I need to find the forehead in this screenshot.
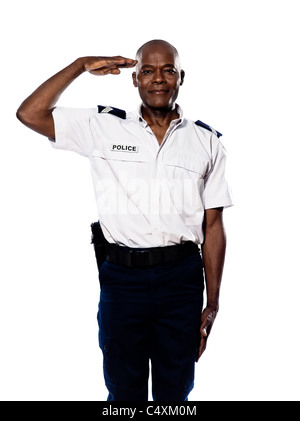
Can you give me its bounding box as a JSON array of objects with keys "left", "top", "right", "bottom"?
[{"left": 139, "top": 44, "right": 178, "bottom": 67}]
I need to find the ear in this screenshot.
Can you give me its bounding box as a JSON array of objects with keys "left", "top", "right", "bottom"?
[
  {"left": 132, "top": 72, "right": 138, "bottom": 87},
  {"left": 180, "top": 70, "right": 185, "bottom": 86}
]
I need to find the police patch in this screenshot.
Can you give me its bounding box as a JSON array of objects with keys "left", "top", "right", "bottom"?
[{"left": 111, "top": 144, "right": 139, "bottom": 153}]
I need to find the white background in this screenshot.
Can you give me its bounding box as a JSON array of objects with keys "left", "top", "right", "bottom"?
[{"left": 1, "top": 0, "right": 299, "bottom": 401}]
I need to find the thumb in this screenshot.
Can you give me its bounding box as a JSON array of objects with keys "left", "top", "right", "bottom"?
[{"left": 200, "top": 324, "right": 208, "bottom": 337}]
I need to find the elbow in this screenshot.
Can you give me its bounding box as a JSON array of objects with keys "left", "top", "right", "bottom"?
[
  {"left": 16, "top": 104, "right": 55, "bottom": 139},
  {"left": 16, "top": 103, "right": 42, "bottom": 130},
  {"left": 16, "top": 104, "right": 32, "bottom": 126},
  {"left": 16, "top": 106, "right": 24, "bottom": 123},
  {"left": 16, "top": 101, "right": 43, "bottom": 127}
]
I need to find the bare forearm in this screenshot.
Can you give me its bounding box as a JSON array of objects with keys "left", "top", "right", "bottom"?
[
  {"left": 197, "top": 209, "right": 226, "bottom": 360},
  {"left": 16, "top": 55, "right": 137, "bottom": 139},
  {"left": 16, "top": 58, "right": 85, "bottom": 137},
  {"left": 22, "top": 59, "right": 84, "bottom": 112},
  {"left": 202, "top": 212, "right": 226, "bottom": 308}
]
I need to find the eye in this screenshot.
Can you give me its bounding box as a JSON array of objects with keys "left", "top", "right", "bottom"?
[
  {"left": 142, "top": 69, "right": 152, "bottom": 75},
  {"left": 165, "top": 68, "right": 176, "bottom": 74}
]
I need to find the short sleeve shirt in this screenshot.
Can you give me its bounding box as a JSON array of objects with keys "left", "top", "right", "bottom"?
[{"left": 51, "top": 105, "right": 233, "bottom": 247}]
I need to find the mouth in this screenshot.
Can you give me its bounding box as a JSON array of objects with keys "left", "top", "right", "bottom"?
[{"left": 149, "top": 90, "right": 169, "bottom": 95}]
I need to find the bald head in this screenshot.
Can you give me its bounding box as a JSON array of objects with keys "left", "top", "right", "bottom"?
[{"left": 135, "top": 39, "right": 181, "bottom": 72}]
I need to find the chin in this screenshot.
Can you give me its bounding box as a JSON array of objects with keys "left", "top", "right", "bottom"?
[{"left": 147, "top": 100, "right": 174, "bottom": 111}]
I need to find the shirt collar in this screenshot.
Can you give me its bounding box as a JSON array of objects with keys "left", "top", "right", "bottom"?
[{"left": 136, "top": 104, "right": 184, "bottom": 128}]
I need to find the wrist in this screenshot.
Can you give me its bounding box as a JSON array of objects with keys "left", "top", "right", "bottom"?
[
  {"left": 72, "top": 57, "right": 87, "bottom": 75},
  {"left": 205, "top": 301, "right": 219, "bottom": 312}
]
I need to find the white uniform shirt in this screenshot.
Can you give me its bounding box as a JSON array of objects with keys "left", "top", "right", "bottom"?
[{"left": 51, "top": 105, "right": 233, "bottom": 247}]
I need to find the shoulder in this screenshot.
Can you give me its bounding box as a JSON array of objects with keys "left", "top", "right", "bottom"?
[
  {"left": 97, "top": 105, "right": 126, "bottom": 120},
  {"left": 194, "top": 119, "right": 222, "bottom": 138}
]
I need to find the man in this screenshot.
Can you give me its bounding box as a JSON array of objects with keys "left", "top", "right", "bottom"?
[{"left": 17, "top": 40, "right": 233, "bottom": 401}]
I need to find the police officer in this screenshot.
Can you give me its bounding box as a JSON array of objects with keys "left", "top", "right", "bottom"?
[{"left": 17, "top": 40, "right": 233, "bottom": 401}]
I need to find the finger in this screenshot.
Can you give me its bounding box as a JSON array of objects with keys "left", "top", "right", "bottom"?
[
  {"left": 104, "top": 66, "right": 121, "bottom": 75},
  {"left": 196, "top": 336, "right": 207, "bottom": 362},
  {"left": 118, "top": 59, "right": 138, "bottom": 68},
  {"left": 85, "top": 57, "right": 137, "bottom": 73},
  {"left": 201, "top": 326, "right": 208, "bottom": 337},
  {"left": 108, "top": 57, "right": 137, "bottom": 68},
  {"left": 110, "top": 68, "right": 121, "bottom": 75},
  {"left": 89, "top": 62, "right": 136, "bottom": 75},
  {"left": 88, "top": 68, "right": 111, "bottom": 76},
  {"left": 88, "top": 70, "right": 106, "bottom": 76},
  {"left": 200, "top": 314, "right": 214, "bottom": 338},
  {"left": 89, "top": 65, "right": 121, "bottom": 76},
  {"left": 200, "top": 320, "right": 210, "bottom": 338}
]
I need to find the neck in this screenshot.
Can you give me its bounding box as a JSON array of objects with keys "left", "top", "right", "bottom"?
[{"left": 141, "top": 104, "right": 179, "bottom": 128}]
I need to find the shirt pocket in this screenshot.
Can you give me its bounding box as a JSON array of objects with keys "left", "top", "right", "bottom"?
[
  {"left": 90, "top": 147, "right": 151, "bottom": 181},
  {"left": 162, "top": 149, "right": 211, "bottom": 179},
  {"left": 91, "top": 147, "right": 150, "bottom": 163}
]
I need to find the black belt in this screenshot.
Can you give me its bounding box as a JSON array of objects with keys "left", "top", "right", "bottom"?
[{"left": 105, "top": 241, "right": 199, "bottom": 268}]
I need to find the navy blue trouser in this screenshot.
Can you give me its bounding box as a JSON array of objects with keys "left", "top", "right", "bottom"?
[{"left": 97, "top": 252, "right": 204, "bottom": 401}]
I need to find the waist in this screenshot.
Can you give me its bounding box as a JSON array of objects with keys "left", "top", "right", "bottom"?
[{"left": 105, "top": 241, "right": 200, "bottom": 268}]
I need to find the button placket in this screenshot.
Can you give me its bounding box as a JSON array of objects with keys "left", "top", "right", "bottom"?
[{"left": 138, "top": 117, "right": 184, "bottom": 245}]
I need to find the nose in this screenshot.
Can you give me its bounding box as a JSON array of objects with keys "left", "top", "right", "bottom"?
[{"left": 153, "top": 69, "right": 166, "bottom": 84}]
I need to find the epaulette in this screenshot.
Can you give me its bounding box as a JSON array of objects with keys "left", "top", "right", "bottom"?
[
  {"left": 195, "top": 120, "right": 222, "bottom": 138},
  {"left": 97, "top": 105, "right": 126, "bottom": 119}
]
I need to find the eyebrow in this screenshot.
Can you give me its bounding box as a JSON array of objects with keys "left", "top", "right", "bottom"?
[{"left": 141, "top": 64, "right": 176, "bottom": 68}]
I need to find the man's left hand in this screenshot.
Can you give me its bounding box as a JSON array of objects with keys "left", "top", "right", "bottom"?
[{"left": 196, "top": 306, "right": 218, "bottom": 362}]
